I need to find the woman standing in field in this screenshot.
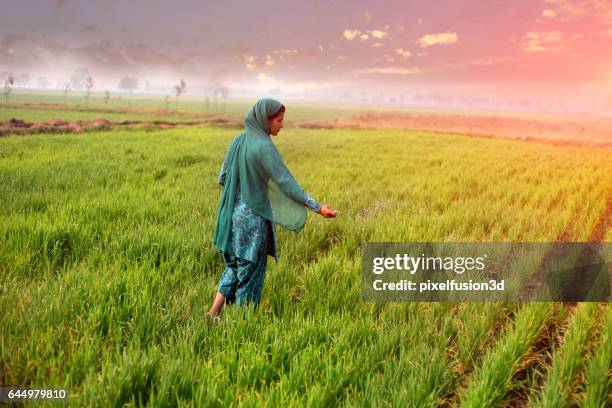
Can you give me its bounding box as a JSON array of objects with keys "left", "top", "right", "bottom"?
[{"left": 207, "top": 98, "right": 337, "bottom": 320}]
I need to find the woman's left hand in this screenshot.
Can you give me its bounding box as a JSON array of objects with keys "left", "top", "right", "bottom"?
[{"left": 319, "top": 204, "right": 337, "bottom": 218}]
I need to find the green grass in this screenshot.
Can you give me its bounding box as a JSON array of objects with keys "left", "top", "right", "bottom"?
[
  {"left": 0, "top": 123, "right": 610, "bottom": 405},
  {"left": 1, "top": 90, "right": 370, "bottom": 122}
]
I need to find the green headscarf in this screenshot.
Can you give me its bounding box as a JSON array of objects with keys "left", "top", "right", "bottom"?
[{"left": 213, "top": 98, "right": 309, "bottom": 257}]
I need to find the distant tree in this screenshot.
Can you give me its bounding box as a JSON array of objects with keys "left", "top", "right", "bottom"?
[
  {"left": 70, "top": 67, "right": 90, "bottom": 91},
  {"left": 104, "top": 90, "right": 110, "bottom": 109},
  {"left": 84, "top": 76, "right": 95, "bottom": 106},
  {"left": 118, "top": 77, "right": 139, "bottom": 93},
  {"left": 208, "top": 69, "right": 228, "bottom": 112},
  {"left": 218, "top": 85, "right": 229, "bottom": 112},
  {"left": 209, "top": 84, "right": 216, "bottom": 112},
  {"left": 37, "top": 76, "right": 49, "bottom": 89},
  {"left": 208, "top": 82, "right": 230, "bottom": 113},
  {"left": 14, "top": 73, "right": 31, "bottom": 88},
  {"left": 63, "top": 82, "right": 71, "bottom": 105},
  {"left": 3, "top": 75, "right": 14, "bottom": 103},
  {"left": 174, "top": 79, "right": 186, "bottom": 110}
]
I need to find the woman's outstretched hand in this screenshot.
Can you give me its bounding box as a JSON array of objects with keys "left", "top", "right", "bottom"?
[{"left": 318, "top": 204, "right": 337, "bottom": 218}]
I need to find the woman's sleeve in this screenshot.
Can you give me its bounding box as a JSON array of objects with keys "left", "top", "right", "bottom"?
[
  {"left": 304, "top": 192, "right": 321, "bottom": 213},
  {"left": 217, "top": 152, "right": 228, "bottom": 186},
  {"left": 259, "top": 143, "right": 320, "bottom": 212}
]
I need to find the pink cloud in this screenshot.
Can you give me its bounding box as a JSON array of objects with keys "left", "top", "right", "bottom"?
[
  {"left": 417, "top": 32, "right": 458, "bottom": 48},
  {"left": 522, "top": 31, "right": 564, "bottom": 52},
  {"left": 545, "top": 0, "right": 612, "bottom": 24}
]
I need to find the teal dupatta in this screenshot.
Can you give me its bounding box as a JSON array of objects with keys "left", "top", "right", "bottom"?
[{"left": 213, "top": 98, "right": 311, "bottom": 261}]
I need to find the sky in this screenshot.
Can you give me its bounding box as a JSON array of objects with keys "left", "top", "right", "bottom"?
[{"left": 1, "top": 0, "right": 612, "bottom": 111}]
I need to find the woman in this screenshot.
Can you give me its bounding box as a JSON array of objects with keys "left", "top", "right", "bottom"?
[{"left": 207, "top": 98, "right": 337, "bottom": 320}]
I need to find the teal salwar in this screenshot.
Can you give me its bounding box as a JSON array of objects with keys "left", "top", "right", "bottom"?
[
  {"left": 218, "top": 251, "right": 267, "bottom": 307},
  {"left": 216, "top": 183, "right": 273, "bottom": 307}
]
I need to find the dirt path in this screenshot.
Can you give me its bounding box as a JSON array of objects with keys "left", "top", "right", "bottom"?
[
  {"left": 1, "top": 102, "right": 206, "bottom": 117},
  {"left": 0, "top": 117, "right": 243, "bottom": 137}
]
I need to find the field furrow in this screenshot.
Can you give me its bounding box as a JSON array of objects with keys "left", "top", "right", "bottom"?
[{"left": 529, "top": 302, "right": 600, "bottom": 407}]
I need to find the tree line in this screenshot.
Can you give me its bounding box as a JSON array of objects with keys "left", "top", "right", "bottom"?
[{"left": 1, "top": 68, "right": 230, "bottom": 113}]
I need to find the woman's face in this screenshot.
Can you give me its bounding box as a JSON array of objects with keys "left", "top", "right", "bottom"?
[{"left": 268, "top": 111, "right": 284, "bottom": 136}]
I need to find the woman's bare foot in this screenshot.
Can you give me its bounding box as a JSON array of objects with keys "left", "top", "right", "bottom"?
[{"left": 207, "top": 292, "right": 226, "bottom": 318}]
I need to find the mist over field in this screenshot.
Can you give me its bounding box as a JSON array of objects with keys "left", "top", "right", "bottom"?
[{"left": 2, "top": 0, "right": 612, "bottom": 115}]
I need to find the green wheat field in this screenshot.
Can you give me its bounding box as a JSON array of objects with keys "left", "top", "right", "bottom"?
[{"left": 1, "top": 92, "right": 611, "bottom": 406}]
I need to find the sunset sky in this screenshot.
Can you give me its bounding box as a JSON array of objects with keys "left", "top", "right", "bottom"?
[{"left": 1, "top": 0, "right": 612, "bottom": 109}]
